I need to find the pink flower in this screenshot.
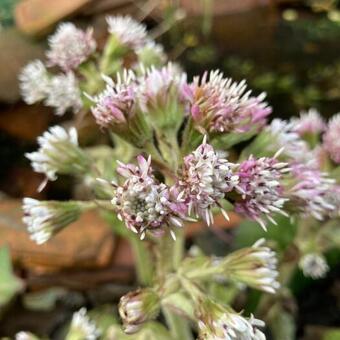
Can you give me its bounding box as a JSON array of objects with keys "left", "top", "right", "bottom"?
[
  {"left": 178, "top": 137, "right": 239, "bottom": 225},
  {"left": 235, "top": 153, "right": 289, "bottom": 230},
  {"left": 112, "top": 155, "right": 185, "bottom": 239},
  {"left": 292, "top": 108, "right": 326, "bottom": 136},
  {"left": 46, "top": 23, "right": 96, "bottom": 72},
  {"left": 323, "top": 113, "right": 340, "bottom": 164},
  {"left": 89, "top": 71, "right": 137, "bottom": 128},
  {"left": 182, "top": 70, "right": 271, "bottom": 134},
  {"left": 289, "top": 163, "right": 335, "bottom": 220}
]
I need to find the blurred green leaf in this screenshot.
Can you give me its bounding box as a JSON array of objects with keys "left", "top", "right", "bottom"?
[
  {"left": 23, "top": 288, "right": 67, "bottom": 311},
  {"left": 0, "top": 246, "right": 23, "bottom": 308}
]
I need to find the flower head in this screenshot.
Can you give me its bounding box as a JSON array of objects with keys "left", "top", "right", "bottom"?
[
  {"left": 292, "top": 108, "right": 326, "bottom": 136},
  {"left": 135, "top": 40, "right": 166, "bottom": 68},
  {"left": 22, "top": 198, "right": 83, "bottom": 244},
  {"left": 299, "top": 253, "right": 329, "bottom": 279},
  {"left": 68, "top": 308, "right": 101, "bottom": 340},
  {"left": 182, "top": 70, "right": 271, "bottom": 134},
  {"left": 47, "top": 22, "right": 96, "bottom": 71},
  {"left": 138, "top": 63, "right": 186, "bottom": 113},
  {"left": 198, "top": 299, "right": 266, "bottom": 340},
  {"left": 112, "top": 155, "right": 185, "bottom": 239},
  {"left": 218, "top": 239, "right": 280, "bottom": 293},
  {"left": 106, "top": 15, "right": 147, "bottom": 49},
  {"left": 90, "top": 70, "right": 137, "bottom": 127},
  {"left": 235, "top": 153, "right": 289, "bottom": 230},
  {"left": 288, "top": 163, "right": 335, "bottom": 220},
  {"left": 26, "top": 126, "right": 90, "bottom": 187},
  {"left": 45, "top": 72, "right": 82, "bottom": 115},
  {"left": 119, "top": 288, "right": 160, "bottom": 334},
  {"left": 323, "top": 113, "right": 340, "bottom": 164},
  {"left": 178, "top": 137, "right": 239, "bottom": 225},
  {"left": 266, "top": 119, "right": 310, "bottom": 161},
  {"left": 19, "top": 60, "right": 50, "bottom": 104}
]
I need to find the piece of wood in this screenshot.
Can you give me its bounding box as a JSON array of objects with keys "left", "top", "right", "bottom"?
[
  {"left": 15, "top": 0, "right": 92, "bottom": 36},
  {"left": 0, "top": 200, "right": 115, "bottom": 273}
]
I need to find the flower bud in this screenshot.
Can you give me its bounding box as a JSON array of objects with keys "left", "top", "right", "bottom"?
[
  {"left": 119, "top": 288, "right": 160, "bottom": 334},
  {"left": 22, "top": 198, "right": 88, "bottom": 244},
  {"left": 217, "top": 238, "right": 280, "bottom": 294},
  {"left": 26, "top": 126, "right": 91, "bottom": 189}
]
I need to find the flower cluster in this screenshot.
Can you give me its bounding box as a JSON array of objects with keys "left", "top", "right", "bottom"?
[
  {"left": 235, "top": 153, "right": 289, "bottom": 230},
  {"left": 112, "top": 155, "right": 185, "bottom": 239},
  {"left": 46, "top": 22, "right": 96, "bottom": 71},
  {"left": 181, "top": 70, "right": 271, "bottom": 134},
  {"left": 177, "top": 137, "right": 239, "bottom": 225}
]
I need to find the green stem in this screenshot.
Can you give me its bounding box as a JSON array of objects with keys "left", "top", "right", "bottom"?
[
  {"left": 163, "top": 306, "right": 194, "bottom": 340},
  {"left": 130, "top": 236, "right": 154, "bottom": 286}
]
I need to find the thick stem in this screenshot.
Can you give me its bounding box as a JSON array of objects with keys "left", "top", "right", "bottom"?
[
  {"left": 163, "top": 306, "right": 194, "bottom": 340},
  {"left": 130, "top": 236, "right": 154, "bottom": 286}
]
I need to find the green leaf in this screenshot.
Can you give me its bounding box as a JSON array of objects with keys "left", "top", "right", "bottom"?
[{"left": 0, "top": 246, "right": 23, "bottom": 308}]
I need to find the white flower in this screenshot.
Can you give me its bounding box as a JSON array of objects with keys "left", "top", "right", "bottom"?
[
  {"left": 26, "top": 126, "right": 89, "bottom": 187},
  {"left": 106, "top": 15, "right": 147, "bottom": 49},
  {"left": 299, "top": 253, "right": 329, "bottom": 279},
  {"left": 69, "top": 308, "right": 101, "bottom": 340},
  {"left": 219, "top": 239, "right": 280, "bottom": 294},
  {"left": 47, "top": 22, "right": 96, "bottom": 71},
  {"left": 22, "top": 198, "right": 83, "bottom": 244},
  {"left": 19, "top": 60, "right": 50, "bottom": 104},
  {"left": 45, "top": 72, "right": 82, "bottom": 115}
]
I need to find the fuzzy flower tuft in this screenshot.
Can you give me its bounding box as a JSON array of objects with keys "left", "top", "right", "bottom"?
[
  {"left": 292, "top": 108, "right": 326, "bottom": 136},
  {"left": 68, "top": 308, "right": 101, "bottom": 340},
  {"left": 46, "top": 22, "right": 96, "bottom": 72},
  {"left": 288, "top": 163, "right": 335, "bottom": 220},
  {"left": 198, "top": 299, "right": 266, "bottom": 340},
  {"left": 178, "top": 137, "right": 239, "bottom": 225},
  {"left": 19, "top": 60, "right": 50, "bottom": 104},
  {"left": 106, "top": 15, "right": 147, "bottom": 49},
  {"left": 90, "top": 70, "right": 137, "bottom": 128},
  {"left": 235, "top": 153, "right": 289, "bottom": 230},
  {"left": 217, "top": 238, "right": 280, "bottom": 294},
  {"left": 266, "top": 119, "right": 310, "bottom": 161},
  {"left": 323, "top": 113, "right": 340, "bottom": 164},
  {"left": 45, "top": 72, "right": 82, "bottom": 115},
  {"left": 26, "top": 126, "right": 90, "bottom": 189},
  {"left": 182, "top": 70, "right": 271, "bottom": 134},
  {"left": 112, "top": 155, "right": 186, "bottom": 239},
  {"left": 119, "top": 288, "right": 160, "bottom": 334},
  {"left": 22, "top": 198, "right": 84, "bottom": 244},
  {"left": 299, "top": 253, "right": 329, "bottom": 279},
  {"left": 138, "top": 63, "right": 186, "bottom": 113}
]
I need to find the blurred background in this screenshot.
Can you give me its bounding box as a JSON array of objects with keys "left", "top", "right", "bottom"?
[{"left": 0, "top": 0, "right": 339, "bottom": 339}]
